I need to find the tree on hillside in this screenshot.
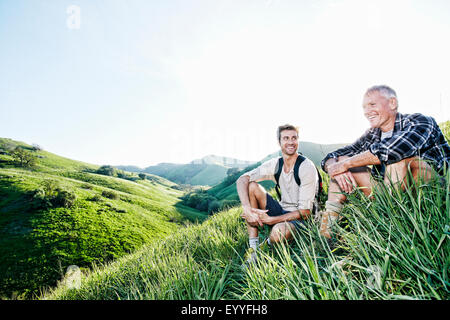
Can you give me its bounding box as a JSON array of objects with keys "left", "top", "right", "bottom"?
[
  {"left": 11, "top": 146, "right": 37, "bottom": 168},
  {"left": 97, "top": 165, "right": 116, "bottom": 176},
  {"left": 31, "top": 143, "right": 43, "bottom": 152},
  {"left": 138, "top": 173, "right": 146, "bottom": 180},
  {"left": 226, "top": 167, "right": 239, "bottom": 176}
]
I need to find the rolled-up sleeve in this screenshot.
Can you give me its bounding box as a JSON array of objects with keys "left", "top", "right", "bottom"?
[
  {"left": 241, "top": 158, "right": 277, "bottom": 183},
  {"left": 297, "top": 160, "right": 318, "bottom": 211}
]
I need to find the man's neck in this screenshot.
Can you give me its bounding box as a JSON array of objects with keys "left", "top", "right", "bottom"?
[
  {"left": 282, "top": 152, "right": 298, "bottom": 172},
  {"left": 379, "top": 112, "right": 397, "bottom": 132}
]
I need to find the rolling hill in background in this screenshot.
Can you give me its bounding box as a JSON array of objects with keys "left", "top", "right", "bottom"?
[
  {"left": 116, "top": 142, "right": 346, "bottom": 187},
  {"left": 116, "top": 155, "right": 255, "bottom": 187},
  {"left": 0, "top": 137, "right": 206, "bottom": 299}
]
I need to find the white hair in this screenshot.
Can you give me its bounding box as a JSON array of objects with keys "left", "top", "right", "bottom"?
[
  {"left": 365, "top": 85, "right": 398, "bottom": 109},
  {"left": 365, "top": 85, "right": 397, "bottom": 100}
]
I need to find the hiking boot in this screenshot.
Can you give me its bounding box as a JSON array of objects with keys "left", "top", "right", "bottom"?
[{"left": 319, "top": 211, "right": 340, "bottom": 239}]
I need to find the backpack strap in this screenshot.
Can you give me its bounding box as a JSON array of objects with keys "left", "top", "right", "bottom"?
[
  {"left": 293, "top": 154, "right": 323, "bottom": 216},
  {"left": 293, "top": 154, "right": 306, "bottom": 186},
  {"left": 294, "top": 154, "right": 322, "bottom": 195},
  {"left": 274, "top": 157, "right": 284, "bottom": 200}
]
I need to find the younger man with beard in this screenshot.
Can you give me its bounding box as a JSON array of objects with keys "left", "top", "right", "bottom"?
[{"left": 236, "top": 124, "right": 319, "bottom": 264}]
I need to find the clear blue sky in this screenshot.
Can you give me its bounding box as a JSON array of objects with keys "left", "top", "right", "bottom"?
[{"left": 1, "top": 0, "right": 449, "bottom": 167}]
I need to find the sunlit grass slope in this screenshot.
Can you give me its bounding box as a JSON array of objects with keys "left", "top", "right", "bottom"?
[
  {"left": 45, "top": 121, "right": 449, "bottom": 300},
  {"left": 0, "top": 138, "right": 206, "bottom": 298},
  {"left": 46, "top": 168, "right": 449, "bottom": 300}
]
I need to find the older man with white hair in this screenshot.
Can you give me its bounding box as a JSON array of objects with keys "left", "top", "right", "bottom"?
[{"left": 319, "top": 85, "right": 450, "bottom": 239}]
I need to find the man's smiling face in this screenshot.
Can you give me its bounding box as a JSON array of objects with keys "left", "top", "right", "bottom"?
[
  {"left": 279, "top": 129, "right": 298, "bottom": 156},
  {"left": 363, "top": 90, "right": 397, "bottom": 132}
]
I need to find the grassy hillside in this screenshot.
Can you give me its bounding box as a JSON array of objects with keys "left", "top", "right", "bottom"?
[
  {"left": 44, "top": 121, "right": 449, "bottom": 300},
  {"left": 0, "top": 138, "right": 206, "bottom": 299},
  {"left": 45, "top": 167, "right": 449, "bottom": 300},
  {"left": 118, "top": 155, "right": 255, "bottom": 187},
  {"left": 189, "top": 164, "right": 228, "bottom": 186},
  {"left": 142, "top": 163, "right": 219, "bottom": 186}
]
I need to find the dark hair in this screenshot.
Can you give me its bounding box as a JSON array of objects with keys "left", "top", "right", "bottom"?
[{"left": 277, "top": 124, "right": 299, "bottom": 142}]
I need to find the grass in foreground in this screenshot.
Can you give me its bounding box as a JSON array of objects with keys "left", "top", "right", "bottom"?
[{"left": 45, "top": 169, "right": 449, "bottom": 300}]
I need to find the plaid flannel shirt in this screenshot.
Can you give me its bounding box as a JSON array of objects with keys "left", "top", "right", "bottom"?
[{"left": 321, "top": 112, "right": 450, "bottom": 175}]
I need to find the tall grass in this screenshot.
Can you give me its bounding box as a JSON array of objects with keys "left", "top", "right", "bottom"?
[
  {"left": 241, "top": 169, "right": 449, "bottom": 300},
  {"left": 44, "top": 208, "right": 248, "bottom": 300},
  {"left": 45, "top": 168, "right": 448, "bottom": 300}
]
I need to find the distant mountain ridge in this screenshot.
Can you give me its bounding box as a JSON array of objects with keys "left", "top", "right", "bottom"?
[
  {"left": 115, "top": 155, "right": 257, "bottom": 187},
  {"left": 190, "top": 154, "right": 254, "bottom": 168},
  {"left": 116, "top": 141, "right": 347, "bottom": 187}
]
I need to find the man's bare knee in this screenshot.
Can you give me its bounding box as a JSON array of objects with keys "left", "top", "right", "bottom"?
[
  {"left": 270, "top": 223, "right": 292, "bottom": 243},
  {"left": 349, "top": 166, "right": 372, "bottom": 196},
  {"left": 270, "top": 224, "right": 283, "bottom": 243},
  {"left": 385, "top": 159, "right": 408, "bottom": 185},
  {"left": 248, "top": 181, "right": 259, "bottom": 193},
  {"left": 387, "top": 157, "right": 434, "bottom": 185}
]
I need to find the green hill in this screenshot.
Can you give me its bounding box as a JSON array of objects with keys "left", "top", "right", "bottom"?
[
  {"left": 0, "top": 138, "right": 207, "bottom": 299},
  {"left": 117, "top": 142, "right": 346, "bottom": 188},
  {"left": 117, "top": 155, "right": 255, "bottom": 187},
  {"left": 189, "top": 154, "right": 254, "bottom": 168},
  {"left": 45, "top": 166, "right": 449, "bottom": 300},
  {"left": 3, "top": 120, "right": 449, "bottom": 300},
  {"left": 43, "top": 122, "right": 450, "bottom": 300}
]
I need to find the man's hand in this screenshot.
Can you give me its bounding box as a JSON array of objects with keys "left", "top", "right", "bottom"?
[
  {"left": 327, "top": 160, "right": 349, "bottom": 177},
  {"left": 326, "top": 158, "right": 357, "bottom": 193},
  {"left": 241, "top": 206, "right": 266, "bottom": 227},
  {"left": 257, "top": 210, "right": 275, "bottom": 226},
  {"left": 333, "top": 171, "right": 357, "bottom": 194}
]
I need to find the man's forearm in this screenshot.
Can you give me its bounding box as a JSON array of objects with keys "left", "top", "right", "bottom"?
[
  {"left": 324, "top": 157, "right": 338, "bottom": 173},
  {"left": 268, "top": 209, "right": 310, "bottom": 225},
  {"left": 345, "top": 151, "right": 380, "bottom": 169},
  {"left": 328, "top": 151, "right": 380, "bottom": 176}
]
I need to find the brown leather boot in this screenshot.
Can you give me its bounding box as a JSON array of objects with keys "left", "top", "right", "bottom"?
[{"left": 319, "top": 211, "right": 340, "bottom": 239}]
